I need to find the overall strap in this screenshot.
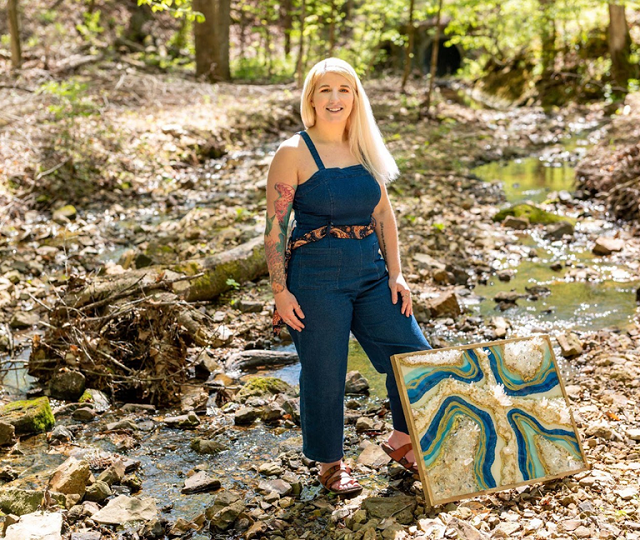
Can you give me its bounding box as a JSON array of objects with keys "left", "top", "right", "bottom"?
[{"left": 298, "top": 131, "right": 325, "bottom": 170}]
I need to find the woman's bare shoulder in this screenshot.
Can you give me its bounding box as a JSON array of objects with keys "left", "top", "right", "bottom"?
[{"left": 271, "top": 133, "right": 305, "bottom": 167}]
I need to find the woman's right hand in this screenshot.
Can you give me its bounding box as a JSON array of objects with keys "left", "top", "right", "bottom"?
[{"left": 274, "top": 289, "right": 305, "bottom": 332}]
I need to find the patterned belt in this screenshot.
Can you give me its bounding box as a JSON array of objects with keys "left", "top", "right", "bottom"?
[{"left": 272, "top": 217, "right": 377, "bottom": 336}]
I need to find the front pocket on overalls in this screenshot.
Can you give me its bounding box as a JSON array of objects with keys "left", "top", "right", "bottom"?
[{"left": 296, "top": 247, "right": 342, "bottom": 290}]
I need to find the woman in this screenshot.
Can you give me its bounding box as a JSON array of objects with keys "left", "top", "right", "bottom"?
[{"left": 264, "top": 58, "right": 432, "bottom": 496}]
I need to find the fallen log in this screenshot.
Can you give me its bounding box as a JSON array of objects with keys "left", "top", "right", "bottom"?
[{"left": 225, "top": 350, "right": 299, "bottom": 371}]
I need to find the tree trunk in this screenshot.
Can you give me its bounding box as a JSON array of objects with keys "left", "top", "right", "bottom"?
[
  {"left": 295, "top": 0, "right": 307, "bottom": 88},
  {"left": 400, "top": 0, "right": 415, "bottom": 92},
  {"left": 281, "top": 0, "right": 293, "bottom": 57},
  {"left": 328, "top": 0, "right": 336, "bottom": 56},
  {"left": 125, "top": 0, "right": 152, "bottom": 44},
  {"left": 193, "top": 0, "right": 231, "bottom": 81},
  {"left": 422, "top": 0, "right": 444, "bottom": 116},
  {"left": 539, "top": 0, "right": 556, "bottom": 79},
  {"left": 8, "top": 0, "right": 22, "bottom": 70},
  {"left": 608, "top": 2, "right": 632, "bottom": 96}
]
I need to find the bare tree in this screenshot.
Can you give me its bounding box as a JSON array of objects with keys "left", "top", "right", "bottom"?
[
  {"left": 608, "top": 1, "right": 632, "bottom": 96},
  {"left": 281, "top": 0, "right": 294, "bottom": 58},
  {"left": 295, "top": 0, "right": 307, "bottom": 88},
  {"left": 8, "top": 0, "right": 22, "bottom": 70},
  {"left": 422, "top": 0, "right": 444, "bottom": 116}
]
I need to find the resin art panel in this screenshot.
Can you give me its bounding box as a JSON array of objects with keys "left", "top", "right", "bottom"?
[{"left": 391, "top": 335, "right": 588, "bottom": 505}]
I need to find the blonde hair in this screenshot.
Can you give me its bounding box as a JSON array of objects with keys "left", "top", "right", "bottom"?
[{"left": 300, "top": 58, "right": 399, "bottom": 185}]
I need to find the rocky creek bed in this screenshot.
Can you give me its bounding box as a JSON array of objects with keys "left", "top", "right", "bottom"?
[{"left": 1, "top": 73, "right": 640, "bottom": 539}]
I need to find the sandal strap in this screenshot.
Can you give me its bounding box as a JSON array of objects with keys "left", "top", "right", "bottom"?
[
  {"left": 319, "top": 465, "right": 358, "bottom": 490},
  {"left": 383, "top": 442, "right": 413, "bottom": 462}
]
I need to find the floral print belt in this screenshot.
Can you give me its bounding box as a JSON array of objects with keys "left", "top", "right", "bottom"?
[{"left": 272, "top": 217, "right": 377, "bottom": 336}]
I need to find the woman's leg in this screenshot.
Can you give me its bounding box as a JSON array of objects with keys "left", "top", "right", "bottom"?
[{"left": 350, "top": 276, "right": 432, "bottom": 465}]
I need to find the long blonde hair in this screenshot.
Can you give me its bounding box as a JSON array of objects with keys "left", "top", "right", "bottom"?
[{"left": 300, "top": 58, "right": 399, "bottom": 185}]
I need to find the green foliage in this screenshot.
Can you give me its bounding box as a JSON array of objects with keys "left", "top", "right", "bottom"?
[
  {"left": 37, "top": 80, "right": 98, "bottom": 120},
  {"left": 76, "top": 10, "right": 104, "bottom": 41},
  {"left": 226, "top": 278, "right": 241, "bottom": 290},
  {"left": 137, "top": 0, "right": 204, "bottom": 22}
]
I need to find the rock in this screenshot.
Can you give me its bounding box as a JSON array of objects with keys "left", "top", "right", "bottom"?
[
  {"left": 585, "top": 421, "right": 614, "bottom": 440},
  {"left": 545, "top": 221, "right": 574, "bottom": 239},
  {"left": 593, "top": 236, "right": 624, "bottom": 255},
  {"left": 9, "top": 311, "right": 39, "bottom": 329},
  {"left": 615, "top": 487, "right": 638, "bottom": 500},
  {"left": 5, "top": 511, "right": 63, "bottom": 540},
  {"left": 92, "top": 495, "right": 158, "bottom": 524},
  {"left": 245, "top": 521, "right": 268, "bottom": 539},
  {"left": 49, "top": 370, "right": 86, "bottom": 401},
  {"left": 492, "top": 521, "right": 522, "bottom": 538},
  {"left": 446, "top": 517, "right": 489, "bottom": 539},
  {"left": 427, "top": 292, "right": 461, "bottom": 318},
  {"left": 84, "top": 481, "right": 112, "bottom": 503},
  {"left": 180, "top": 385, "right": 209, "bottom": 413},
  {"left": 182, "top": 471, "right": 221, "bottom": 494},
  {"left": 258, "top": 461, "right": 283, "bottom": 476},
  {"left": 550, "top": 261, "right": 564, "bottom": 271},
  {"left": 0, "top": 421, "right": 16, "bottom": 446},
  {"left": 72, "top": 407, "right": 96, "bottom": 422},
  {"left": 208, "top": 499, "right": 246, "bottom": 532},
  {"left": 362, "top": 496, "right": 416, "bottom": 525},
  {"left": 0, "top": 466, "right": 19, "bottom": 482},
  {"left": 494, "top": 203, "right": 567, "bottom": 225},
  {"left": 190, "top": 438, "right": 229, "bottom": 455},
  {"left": 503, "top": 215, "right": 530, "bottom": 230},
  {"left": 50, "top": 425, "right": 74, "bottom": 442},
  {"left": 0, "top": 397, "right": 55, "bottom": 435},
  {"left": 235, "top": 377, "right": 293, "bottom": 402},
  {"left": 628, "top": 428, "right": 640, "bottom": 441},
  {"left": 48, "top": 457, "right": 91, "bottom": 497},
  {"left": 345, "top": 371, "right": 370, "bottom": 394},
  {"left": 496, "top": 269, "right": 514, "bottom": 282},
  {"left": 53, "top": 204, "right": 77, "bottom": 223},
  {"left": 357, "top": 442, "right": 391, "bottom": 469},
  {"left": 163, "top": 411, "right": 200, "bottom": 428},
  {"left": 70, "top": 532, "right": 101, "bottom": 540},
  {"left": 0, "top": 488, "right": 44, "bottom": 516},
  {"left": 257, "top": 479, "right": 292, "bottom": 496},
  {"left": 97, "top": 461, "right": 126, "bottom": 486},
  {"left": 234, "top": 299, "right": 263, "bottom": 313},
  {"left": 556, "top": 331, "right": 583, "bottom": 357},
  {"left": 106, "top": 418, "right": 138, "bottom": 431},
  {"left": 260, "top": 401, "right": 286, "bottom": 423},
  {"left": 79, "top": 389, "right": 110, "bottom": 412},
  {"left": 493, "top": 291, "right": 522, "bottom": 303},
  {"left": 234, "top": 406, "right": 259, "bottom": 425},
  {"left": 355, "top": 416, "right": 376, "bottom": 433}
]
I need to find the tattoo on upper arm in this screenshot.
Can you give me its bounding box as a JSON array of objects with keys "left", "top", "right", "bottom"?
[{"left": 265, "top": 182, "right": 296, "bottom": 293}]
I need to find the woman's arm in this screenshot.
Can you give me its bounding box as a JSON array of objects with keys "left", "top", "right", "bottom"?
[
  {"left": 264, "top": 144, "right": 305, "bottom": 330},
  {"left": 373, "top": 183, "right": 413, "bottom": 317}
]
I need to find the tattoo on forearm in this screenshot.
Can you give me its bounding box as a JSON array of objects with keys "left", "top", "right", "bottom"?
[
  {"left": 265, "top": 182, "right": 296, "bottom": 293},
  {"left": 380, "top": 221, "right": 389, "bottom": 261}
]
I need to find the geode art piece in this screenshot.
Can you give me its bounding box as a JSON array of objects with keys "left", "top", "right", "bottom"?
[{"left": 391, "top": 335, "right": 588, "bottom": 505}]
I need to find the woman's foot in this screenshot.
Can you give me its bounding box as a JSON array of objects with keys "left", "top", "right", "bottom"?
[
  {"left": 382, "top": 430, "right": 418, "bottom": 473},
  {"left": 318, "top": 460, "right": 363, "bottom": 495}
]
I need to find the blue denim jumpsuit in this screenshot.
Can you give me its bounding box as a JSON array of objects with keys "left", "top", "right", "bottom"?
[{"left": 286, "top": 131, "right": 432, "bottom": 463}]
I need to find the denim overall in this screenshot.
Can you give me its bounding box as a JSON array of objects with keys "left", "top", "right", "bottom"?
[{"left": 287, "top": 131, "right": 432, "bottom": 463}]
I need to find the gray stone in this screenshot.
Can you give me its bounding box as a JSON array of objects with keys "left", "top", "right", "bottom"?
[
  {"left": 97, "top": 460, "right": 126, "bottom": 486},
  {"left": 593, "top": 236, "right": 624, "bottom": 255},
  {"left": 362, "top": 496, "right": 417, "bottom": 525},
  {"left": 260, "top": 401, "right": 286, "bottom": 423},
  {"left": 92, "top": 495, "right": 158, "bottom": 524},
  {"left": 182, "top": 471, "right": 222, "bottom": 494},
  {"left": 235, "top": 300, "right": 263, "bottom": 313},
  {"left": 50, "top": 425, "right": 74, "bottom": 442},
  {"left": 257, "top": 479, "right": 292, "bottom": 496},
  {"left": 163, "top": 411, "right": 200, "bottom": 428},
  {"left": 49, "top": 370, "right": 86, "bottom": 401},
  {"left": 9, "top": 311, "right": 39, "bottom": 329},
  {"left": 556, "top": 331, "right": 583, "bottom": 357},
  {"left": 84, "top": 481, "right": 112, "bottom": 503},
  {"left": 190, "top": 438, "right": 229, "bottom": 454},
  {"left": 585, "top": 421, "right": 615, "bottom": 440},
  {"left": 105, "top": 419, "right": 138, "bottom": 431},
  {"left": 81, "top": 389, "right": 110, "bottom": 412},
  {"left": 70, "top": 532, "right": 102, "bottom": 540},
  {"left": 5, "top": 511, "right": 63, "bottom": 540},
  {"left": 48, "top": 457, "right": 91, "bottom": 497},
  {"left": 209, "top": 500, "right": 246, "bottom": 532},
  {"left": 428, "top": 292, "right": 461, "bottom": 318},
  {"left": 72, "top": 407, "right": 96, "bottom": 422},
  {"left": 545, "top": 221, "right": 574, "bottom": 239},
  {"left": 234, "top": 406, "right": 259, "bottom": 425},
  {"left": 0, "top": 488, "right": 44, "bottom": 516},
  {"left": 503, "top": 216, "right": 530, "bottom": 230},
  {"left": 0, "top": 421, "right": 16, "bottom": 446},
  {"left": 345, "top": 371, "right": 370, "bottom": 394}
]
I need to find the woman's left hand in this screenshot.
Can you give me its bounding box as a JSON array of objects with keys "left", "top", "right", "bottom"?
[{"left": 389, "top": 273, "right": 413, "bottom": 317}]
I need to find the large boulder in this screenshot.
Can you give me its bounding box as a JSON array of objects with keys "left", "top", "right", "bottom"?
[
  {"left": 0, "top": 397, "right": 55, "bottom": 435},
  {"left": 235, "top": 377, "right": 293, "bottom": 402}
]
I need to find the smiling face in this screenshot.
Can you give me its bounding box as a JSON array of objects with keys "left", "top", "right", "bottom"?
[{"left": 310, "top": 72, "right": 355, "bottom": 126}]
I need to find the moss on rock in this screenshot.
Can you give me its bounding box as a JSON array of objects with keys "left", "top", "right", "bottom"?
[
  {"left": 235, "top": 377, "right": 292, "bottom": 402},
  {"left": 493, "top": 203, "right": 573, "bottom": 225},
  {"left": 0, "top": 397, "right": 55, "bottom": 435}
]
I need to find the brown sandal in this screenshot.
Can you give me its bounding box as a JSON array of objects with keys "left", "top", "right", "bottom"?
[
  {"left": 318, "top": 464, "right": 363, "bottom": 496},
  {"left": 381, "top": 441, "right": 419, "bottom": 475}
]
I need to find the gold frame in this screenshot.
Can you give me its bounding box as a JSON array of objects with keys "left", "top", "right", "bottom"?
[{"left": 391, "top": 334, "right": 590, "bottom": 506}]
